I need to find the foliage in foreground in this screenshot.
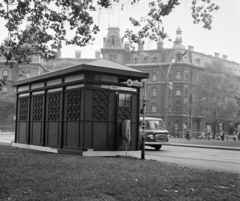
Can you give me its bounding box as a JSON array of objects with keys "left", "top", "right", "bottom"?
[
  {"left": 0, "top": 146, "right": 239, "bottom": 201},
  {"left": 0, "top": 0, "right": 219, "bottom": 68}
]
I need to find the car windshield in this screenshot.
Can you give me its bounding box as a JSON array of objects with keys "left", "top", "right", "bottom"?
[{"left": 146, "top": 120, "right": 165, "bottom": 130}]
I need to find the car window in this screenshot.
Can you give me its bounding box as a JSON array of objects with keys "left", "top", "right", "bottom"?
[{"left": 147, "top": 120, "right": 165, "bottom": 130}]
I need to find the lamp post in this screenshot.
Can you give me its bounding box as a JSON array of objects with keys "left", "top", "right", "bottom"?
[{"left": 142, "top": 52, "right": 175, "bottom": 128}]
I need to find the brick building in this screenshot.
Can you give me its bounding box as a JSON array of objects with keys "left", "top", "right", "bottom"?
[{"left": 101, "top": 27, "right": 240, "bottom": 135}]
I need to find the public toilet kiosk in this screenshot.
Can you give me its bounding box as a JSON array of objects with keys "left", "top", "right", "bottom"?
[{"left": 13, "top": 59, "right": 149, "bottom": 153}]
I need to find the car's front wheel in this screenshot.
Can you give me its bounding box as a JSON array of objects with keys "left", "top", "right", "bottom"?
[{"left": 154, "top": 145, "right": 162, "bottom": 150}]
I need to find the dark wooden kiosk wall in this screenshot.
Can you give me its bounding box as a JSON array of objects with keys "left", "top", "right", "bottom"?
[{"left": 14, "top": 59, "right": 149, "bottom": 153}]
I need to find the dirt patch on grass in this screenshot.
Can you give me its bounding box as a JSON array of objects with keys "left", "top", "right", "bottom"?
[{"left": 0, "top": 146, "right": 240, "bottom": 201}]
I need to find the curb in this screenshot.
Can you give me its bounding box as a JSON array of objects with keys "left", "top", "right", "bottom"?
[{"left": 166, "top": 143, "right": 240, "bottom": 151}]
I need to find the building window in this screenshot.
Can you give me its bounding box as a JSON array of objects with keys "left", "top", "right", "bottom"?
[
  {"left": 3, "top": 69, "right": 8, "bottom": 77},
  {"left": 184, "top": 70, "right": 189, "bottom": 81},
  {"left": 152, "top": 88, "right": 157, "bottom": 96},
  {"left": 176, "top": 72, "right": 181, "bottom": 80},
  {"left": 26, "top": 70, "right": 31, "bottom": 78},
  {"left": 111, "top": 36, "right": 116, "bottom": 45},
  {"left": 185, "top": 88, "right": 188, "bottom": 97},
  {"left": 134, "top": 57, "right": 138, "bottom": 63},
  {"left": 143, "top": 57, "right": 148, "bottom": 62},
  {"left": 109, "top": 54, "right": 117, "bottom": 62},
  {"left": 196, "top": 73, "right": 200, "bottom": 82},
  {"left": 168, "top": 103, "right": 171, "bottom": 113},
  {"left": 151, "top": 103, "right": 157, "bottom": 112},
  {"left": 152, "top": 73, "right": 157, "bottom": 81},
  {"left": 3, "top": 69, "right": 8, "bottom": 80},
  {"left": 176, "top": 100, "right": 181, "bottom": 112},
  {"left": 176, "top": 89, "right": 181, "bottom": 96},
  {"left": 168, "top": 70, "right": 173, "bottom": 81},
  {"left": 153, "top": 56, "right": 157, "bottom": 61}
]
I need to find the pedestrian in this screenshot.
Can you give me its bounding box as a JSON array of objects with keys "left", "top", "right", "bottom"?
[
  {"left": 220, "top": 131, "right": 225, "bottom": 141},
  {"left": 237, "top": 131, "right": 240, "bottom": 141},
  {"left": 225, "top": 131, "right": 229, "bottom": 140},
  {"left": 186, "top": 130, "right": 191, "bottom": 140}
]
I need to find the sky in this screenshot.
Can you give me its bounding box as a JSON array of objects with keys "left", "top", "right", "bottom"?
[{"left": 0, "top": 0, "right": 239, "bottom": 63}]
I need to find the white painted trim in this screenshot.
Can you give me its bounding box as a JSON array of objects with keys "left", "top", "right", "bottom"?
[
  {"left": 48, "top": 88, "right": 62, "bottom": 93},
  {"left": 66, "top": 84, "right": 84, "bottom": 90},
  {"left": 19, "top": 93, "right": 30, "bottom": 97}
]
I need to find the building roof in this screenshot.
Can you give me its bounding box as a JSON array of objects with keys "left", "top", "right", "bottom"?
[{"left": 13, "top": 58, "right": 149, "bottom": 86}]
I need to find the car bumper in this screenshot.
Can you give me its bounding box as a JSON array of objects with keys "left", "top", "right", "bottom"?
[{"left": 145, "top": 142, "right": 170, "bottom": 145}]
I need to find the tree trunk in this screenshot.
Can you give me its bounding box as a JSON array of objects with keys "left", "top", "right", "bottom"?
[{"left": 213, "top": 121, "right": 217, "bottom": 139}]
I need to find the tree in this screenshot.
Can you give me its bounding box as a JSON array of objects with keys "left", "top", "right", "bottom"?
[
  {"left": 192, "top": 61, "right": 240, "bottom": 138},
  {"left": 0, "top": 0, "right": 219, "bottom": 70},
  {"left": 0, "top": 76, "right": 7, "bottom": 91},
  {"left": 0, "top": 94, "right": 16, "bottom": 127}
]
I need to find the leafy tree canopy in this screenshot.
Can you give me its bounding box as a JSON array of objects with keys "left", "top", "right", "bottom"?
[
  {"left": 192, "top": 61, "right": 240, "bottom": 127},
  {"left": 0, "top": 0, "right": 219, "bottom": 69}
]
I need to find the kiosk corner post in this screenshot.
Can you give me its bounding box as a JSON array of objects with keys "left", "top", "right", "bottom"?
[{"left": 141, "top": 81, "right": 146, "bottom": 160}]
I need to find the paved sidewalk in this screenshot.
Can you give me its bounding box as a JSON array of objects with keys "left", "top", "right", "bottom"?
[{"left": 166, "top": 143, "right": 240, "bottom": 151}]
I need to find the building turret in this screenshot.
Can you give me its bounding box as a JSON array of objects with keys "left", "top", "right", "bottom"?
[
  {"left": 101, "top": 27, "right": 125, "bottom": 63},
  {"left": 172, "top": 26, "right": 186, "bottom": 50}
]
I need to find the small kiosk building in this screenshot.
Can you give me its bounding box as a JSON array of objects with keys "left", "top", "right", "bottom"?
[{"left": 13, "top": 59, "right": 149, "bottom": 153}]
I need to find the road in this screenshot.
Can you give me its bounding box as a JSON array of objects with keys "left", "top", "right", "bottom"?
[
  {"left": 0, "top": 133, "right": 14, "bottom": 144},
  {"left": 145, "top": 145, "right": 240, "bottom": 174}
]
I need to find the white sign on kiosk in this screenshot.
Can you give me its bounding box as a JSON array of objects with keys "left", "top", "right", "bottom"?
[{"left": 127, "top": 79, "right": 143, "bottom": 87}]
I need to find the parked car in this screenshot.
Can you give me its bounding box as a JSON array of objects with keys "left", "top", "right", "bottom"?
[{"left": 139, "top": 117, "right": 169, "bottom": 150}]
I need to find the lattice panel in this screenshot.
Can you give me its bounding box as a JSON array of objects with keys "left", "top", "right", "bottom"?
[
  {"left": 19, "top": 98, "right": 29, "bottom": 121},
  {"left": 48, "top": 93, "right": 60, "bottom": 121},
  {"left": 66, "top": 89, "right": 81, "bottom": 121},
  {"left": 118, "top": 107, "right": 132, "bottom": 122},
  {"left": 93, "top": 90, "right": 109, "bottom": 121},
  {"left": 32, "top": 95, "right": 43, "bottom": 121}
]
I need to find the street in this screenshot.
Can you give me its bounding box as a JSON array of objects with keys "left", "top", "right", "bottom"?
[{"left": 145, "top": 145, "right": 240, "bottom": 174}]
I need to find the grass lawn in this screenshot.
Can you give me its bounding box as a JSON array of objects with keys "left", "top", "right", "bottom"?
[
  {"left": 0, "top": 146, "right": 240, "bottom": 201},
  {"left": 169, "top": 138, "right": 240, "bottom": 148}
]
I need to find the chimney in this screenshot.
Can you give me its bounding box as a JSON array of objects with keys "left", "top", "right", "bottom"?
[
  {"left": 55, "top": 51, "right": 61, "bottom": 59},
  {"left": 222, "top": 54, "right": 227, "bottom": 60},
  {"left": 138, "top": 41, "right": 144, "bottom": 51},
  {"left": 124, "top": 42, "right": 129, "bottom": 50},
  {"left": 75, "top": 50, "right": 81, "bottom": 59},
  {"left": 95, "top": 50, "right": 101, "bottom": 59},
  {"left": 214, "top": 52, "right": 220, "bottom": 58},
  {"left": 157, "top": 41, "right": 163, "bottom": 49},
  {"left": 188, "top": 45, "right": 194, "bottom": 51}
]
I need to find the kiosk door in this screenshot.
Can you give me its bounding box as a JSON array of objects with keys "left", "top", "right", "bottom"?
[{"left": 116, "top": 92, "right": 138, "bottom": 150}]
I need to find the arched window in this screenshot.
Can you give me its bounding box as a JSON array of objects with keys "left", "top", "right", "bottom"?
[
  {"left": 176, "top": 72, "right": 181, "bottom": 79},
  {"left": 111, "top": 36, "right": 116, "bottom": 46},
  {"left": 176, "top": 100, "right": 181, "bottom": 112},
  {"left": 152, "top": 73, "right": 157, "bottom": 81}
]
